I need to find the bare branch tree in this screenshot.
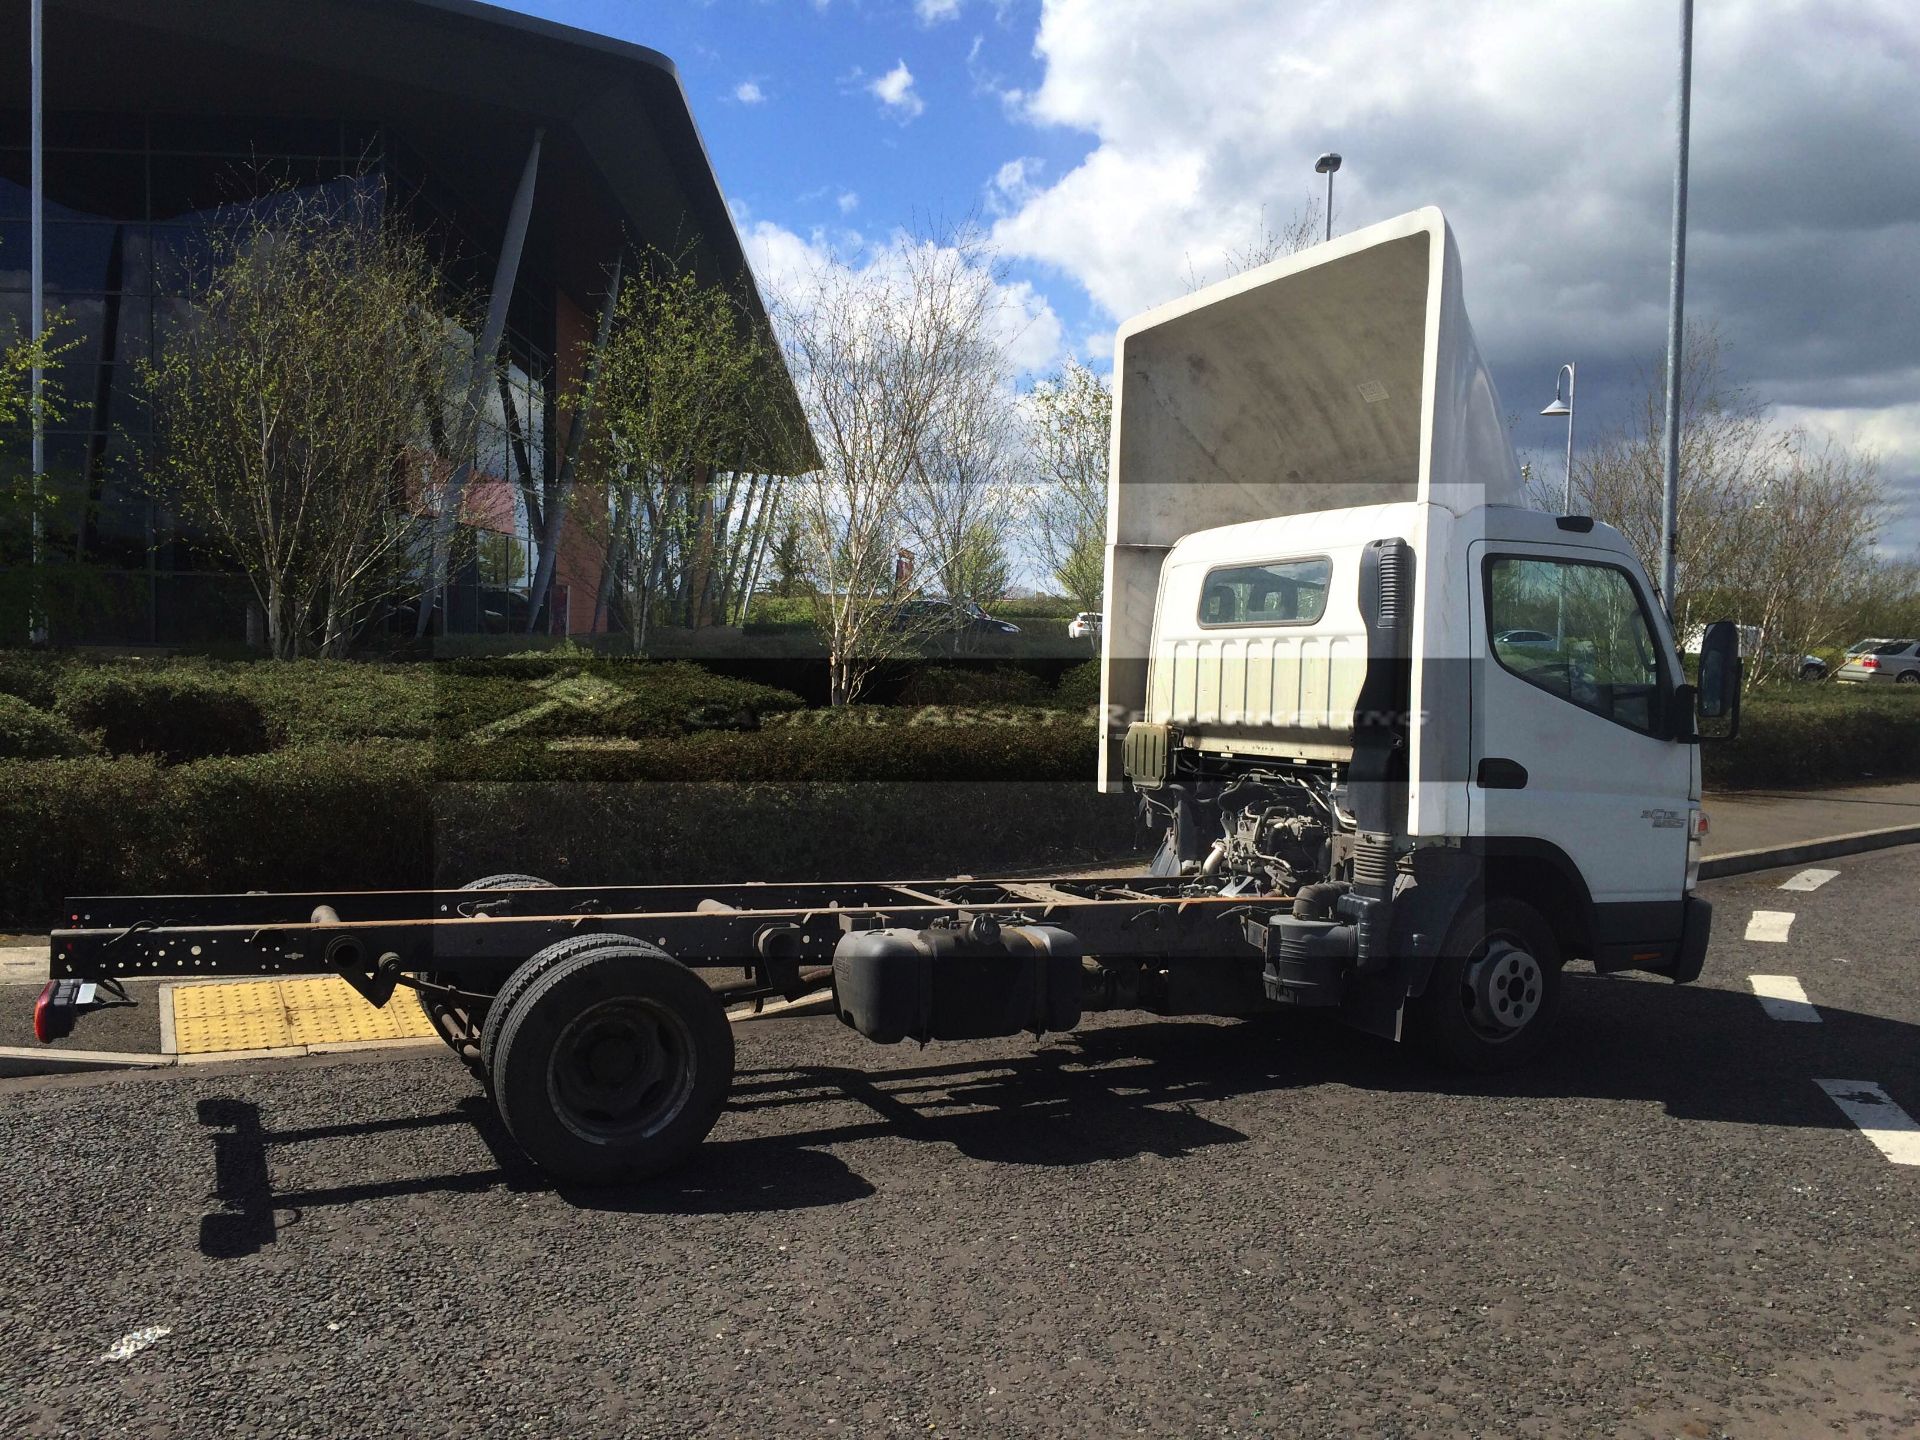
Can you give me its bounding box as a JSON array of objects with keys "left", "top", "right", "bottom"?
[
  {"left": 1024, "top": 360, "right": 1111, "bottom": 612},
  {"left": 1574, "top": 325, "right": 1888, "bottom": 681},
  {"left": 571, "top": 251, "right": 776, "bottom": 652},
  {"left": 140, "top": 183, "right": 469, "bottom": 658},
  {"left": 773, "top": 231, "right": 1008, "bottom": 703},
  {"left": 1182, "top": 196, "right": 1323, "bottom": 292}
]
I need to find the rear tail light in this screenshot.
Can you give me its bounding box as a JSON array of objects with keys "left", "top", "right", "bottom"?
[
  {"left": 1691, "top": 810, "right": 1710, "bottom": 839},
  {"left": 33, "top": 981, "right": 71, "bottom": 1044},
  {"left": 1861, "top": 655, "right": 1880, "bottom": 670}
]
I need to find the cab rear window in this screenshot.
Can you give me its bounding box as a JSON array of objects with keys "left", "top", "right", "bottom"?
[{"left": 1197, "top": 557, "right": 1331, "bottom": 627}]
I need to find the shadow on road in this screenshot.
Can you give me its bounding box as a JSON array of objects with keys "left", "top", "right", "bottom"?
[{"left": 194, "top": 971, "right": 1918, "bottom": 1258}]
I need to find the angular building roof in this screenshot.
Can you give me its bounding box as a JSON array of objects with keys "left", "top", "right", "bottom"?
[{"left": 9, "top": 0, "right": 817, "bottom": 470}]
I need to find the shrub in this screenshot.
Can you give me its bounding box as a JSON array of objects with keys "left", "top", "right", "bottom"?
[
  {"left": 0, "top": 754, "right": 179, "bottom": 920},
  {"left": 53, "top": 668, "right": 272, "bottom": 763},
  {"left": 895, "top": 664, "right": 1053, "bottom": 707},
  {"left": 0, "top": 649, "right": 64, "bottom": 709},
  {"left": 0, "top": 693, "right": 93, "bottom": 759},
  {"left": 1705, "top": 688, "right": 1920, "bottom": 789},
  {"left": 1055, "top": 660, "right": 1101, "bottom": 714},
  {"left": 0, "top": 727, "right": 1129, "bottom": 925}
]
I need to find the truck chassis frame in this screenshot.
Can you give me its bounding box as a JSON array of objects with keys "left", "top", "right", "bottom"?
[{"left": 41, "top": 875, "right": 1293, "bottom": 1184}]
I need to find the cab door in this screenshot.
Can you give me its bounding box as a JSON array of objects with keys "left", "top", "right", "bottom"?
[{"left": 1466, "top": 542, "right": 1692, "bottom": 907}]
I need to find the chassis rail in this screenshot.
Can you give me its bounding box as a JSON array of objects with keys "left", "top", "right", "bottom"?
[{"left": 51, "top": 877, "right": 1280, "bottom": 1003}]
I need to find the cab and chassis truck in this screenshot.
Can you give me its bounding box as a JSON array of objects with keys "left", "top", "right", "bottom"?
[{"left": 33, "top": 211, "right": 1743, "bottom": 1185}]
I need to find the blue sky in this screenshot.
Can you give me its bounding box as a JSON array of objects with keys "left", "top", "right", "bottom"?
[
  {"left": 501, "top": 1, "right": 1920, "bottom": 555},
  {"left": 508, "top": 0, "right": 1103, "bottom": 350}
]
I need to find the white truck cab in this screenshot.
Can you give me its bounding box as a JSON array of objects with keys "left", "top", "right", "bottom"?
[{"left": 1099, "top": 208, "right": 1739, "bottom": 1067}]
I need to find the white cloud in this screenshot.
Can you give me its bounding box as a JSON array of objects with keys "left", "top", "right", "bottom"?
[
  {"left": 988, "top": 155, "right": 1043, "bottom": 214},
  {"left": 742, "top": 219, "right": 1066, "bottom": 380},
  {"left": 837, "top": 191, "right": 861, "bottom": 215},
  {"left": 870, "top": 60, "right": 926, "bottom": 120},
  {"left": 991, "top": 0, "right": 1920, "bottom": 550},
  {"left": 917, "top": 0, "right": 962, "bottom": 23},
  {"left": 733, "top": 79, "right": 766, "bottom": 105}
]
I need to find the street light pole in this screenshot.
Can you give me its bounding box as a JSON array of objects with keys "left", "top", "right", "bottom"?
[
  {"left": 1314, "top": 152, "right": 1341, "bottom": 242},
  {"left": 1658, "top": 0, "right": 1694, "bottom": 619},
  {"left": 1540, "top": 363, "right": 1577, "bottom": 512},
  {"left": 29, "top": 0, "right": 47, "bottom": 644}
]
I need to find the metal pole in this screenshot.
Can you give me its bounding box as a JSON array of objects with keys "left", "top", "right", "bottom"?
[
  {"left": 29, "top": 0, "right": 46, "bottom": 644},
  {"left": 1324, "top": 170, "right": 1333, "bottom": 242},
  {"left": 417, "top": 127, "right": 544, "bottom": 639},
  {"left": 1658, "top": 0, "right": 1694, "bottom": 618},
  {"left": 1562, "top": 363, "right": 1576, "bottom": 514}
]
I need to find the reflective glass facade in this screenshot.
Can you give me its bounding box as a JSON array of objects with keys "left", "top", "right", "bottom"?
[{"left": 0, "top": 116, "right": 555, "bottom": 644}]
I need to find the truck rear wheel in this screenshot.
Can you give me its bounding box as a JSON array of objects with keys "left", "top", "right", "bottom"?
[
  {"left": 489, "top": 944, "right": 733, "bottom": 1185},
  {"left": 478, "top": 931, "right": 646, "bottom": 1083},
  {"left": 1409, "top": 897, "right": 1562, "bottom": 1073},
  {"left": 417, "top": 874, "right": 559, "bottom": 1068}
]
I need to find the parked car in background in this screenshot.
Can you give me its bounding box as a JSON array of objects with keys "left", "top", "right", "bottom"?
[
  {"left": 1681, "top": 623, "right": 1825, "bottom": 679},
  {"left": 1493, "top": 627, "right": 1555, "bottom": 649},
  {"left": 1837, "top": 638, "right": 1920, "bottom": 684},
  {"left": 888, "top": 598, "right": 1022, "bottom": 645},
  {"left": 1068, "top": 612, "right": 1103, "bottom": 641}
]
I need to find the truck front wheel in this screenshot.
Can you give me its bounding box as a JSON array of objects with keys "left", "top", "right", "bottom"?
[{"left": 1409, "top": 897, "right": 1562, "bottom": 1073}]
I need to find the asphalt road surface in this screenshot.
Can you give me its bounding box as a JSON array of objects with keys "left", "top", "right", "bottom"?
[{"left": 3, "top": 850, "right": 1918, "bottom": 1439}]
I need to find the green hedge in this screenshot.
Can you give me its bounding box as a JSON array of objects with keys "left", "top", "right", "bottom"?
[
  {"left": 0, "top": 651, "right": 61, "bottom": 709},
  {"left": 1055, "top": 660, "right": 1101, "bottom": 714},
  {"left": 895, "top": 664, "right": 1053, "bottom": 707},
  {"left": 53, "top": 669, "right": 272, "bottom": 763},
  {"left": 0, "top": 693, "right": 93, "bottom": 759},
  {"left": 0, "top": 727, "right": 1123, "bottom": 925},
  {"left": 1705, "top": 687, "right": 1920, "bottom": 789}
]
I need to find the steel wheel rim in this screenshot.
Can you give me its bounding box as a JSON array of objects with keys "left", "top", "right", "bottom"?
[
  {"left": 1460, "top": 935, "right": 1544, "bottom": 1041},
  {"left": 547, "top": 997, "right": 698, "bottom": 1144}
]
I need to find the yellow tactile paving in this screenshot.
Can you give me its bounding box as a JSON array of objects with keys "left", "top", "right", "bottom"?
[{"left": 169, "top": 977, "right": 437, "bottom": 1055}]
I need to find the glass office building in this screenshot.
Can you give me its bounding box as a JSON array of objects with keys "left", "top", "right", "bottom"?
[{"left": 0, "top": 0, "right": 802, "bottom": 646}]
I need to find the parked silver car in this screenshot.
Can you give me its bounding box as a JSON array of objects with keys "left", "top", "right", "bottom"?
[{"left": 1836, "top": 637, "right": 1920, "bottom": 684}]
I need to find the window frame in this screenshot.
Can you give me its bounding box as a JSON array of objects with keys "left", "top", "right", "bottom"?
[
  {"left": 1195, "top": 554, "right": 1333, "bottom": 630},
  {"left": 1481, "top": 551, "right": 1671, "bottom": 738}
]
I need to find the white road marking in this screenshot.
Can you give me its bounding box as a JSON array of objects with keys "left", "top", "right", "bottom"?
[
  {"left": 1745, "top": 910, "right": 1796, "bottom": 942},
  {"left": 1815, "top": 1080, "right": 1920, "bottom": 1167},
  {"left": 1779, "top": 868, "right": 1840, "bottom": 892},
  {"left": 1747, "top": 975, "right": 1822, "bottom": 1023}
]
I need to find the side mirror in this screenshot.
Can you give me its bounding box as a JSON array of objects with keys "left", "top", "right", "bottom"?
[{"left": 1695, "top": 618, "right": 1742, "bottom": 741}]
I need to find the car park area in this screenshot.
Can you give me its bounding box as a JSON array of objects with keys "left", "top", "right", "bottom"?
[{"left": 3, "top": 847, "right": 1916, "bottom": 1438}]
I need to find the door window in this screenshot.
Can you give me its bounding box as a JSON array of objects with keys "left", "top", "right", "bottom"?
[{"left": 1486, "top": 556, "right": 1665, "bottom": 734}]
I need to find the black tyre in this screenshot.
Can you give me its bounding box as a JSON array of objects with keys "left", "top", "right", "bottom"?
[
  {"left": 1409, "top": 897, "right": 1562, "bottom": 1073},
  {"left": 415, "top": 874, "right": 559, "bottom": 1063},
  {"left": 478, "top": 931, "right": 646, "bottom": 1082},
  {"left": 1898, "top": 671, "right": 1920, "bottom": 685},
  {"left": 489, "top": 944, "right": 734, "bottom": 1185},
  {"left": 1800, "top": 663, "right": 1823, "bottom": 681}
]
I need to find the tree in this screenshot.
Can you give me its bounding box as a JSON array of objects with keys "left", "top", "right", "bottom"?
[
  {"left": 1182, "top": 197, "right": 1323, "bottom": 292},
  {"left": 1025, "top": 360, "right": 1111, "bottom": 612},
  {"left": 774, "top": 232, "right": 1009, "bottom": 704},
  {"left": 0, "top": 298, "right": 78, "bottom": 642},
  {"left": 904, "top": 315, "right": 1020, "bottom": 616},
  {"left": 574, "top": 252, "right": 789, "bottom": 650},
  {"left": 1568, "top": 327, "right": 1888, "bottom": 682},
  {"left": 140, "top": 184, "right": 467, "bottom": 658}
]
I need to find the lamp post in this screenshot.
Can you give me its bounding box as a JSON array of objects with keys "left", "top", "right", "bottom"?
[
  {"left": 1313, "top": 152, "right": 1341, "bottom": 242},
  {"left": 1539, "top": 362, "right": 1576, "bottom": 513},
  {"left": 29, "top": 0, "right": 46, "bottom": 644},
  {"left": 1658, "top": 0, "right": 1695, "bottom": 619}
]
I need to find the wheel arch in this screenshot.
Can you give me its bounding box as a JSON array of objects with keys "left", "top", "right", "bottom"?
[{"left": 1433, "top": 836, "right": 1597, "bottom": 965}]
